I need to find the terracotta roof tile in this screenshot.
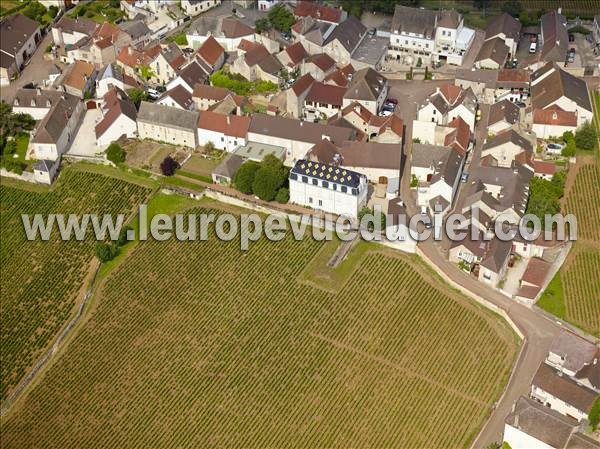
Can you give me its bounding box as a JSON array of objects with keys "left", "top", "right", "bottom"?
[
  {"left": 305, "top": 82, "right": 346, "bottom": 106},
  {"left": 294, "top": 1, "right": 343, "bottom": 23},
  {"left": 196, "top": 35, "right": 224, "bottom": 67},
  {"left": 290, "top": 73, "right": 315, "bottom": 96},
  {"left": 197, "top": 111, "right": 250, "bottom": 138},
  {"left": 533, "top": 106, "right": 577, "bottom": 127},
  {"left": 284, "top": 41, "right": 308, "bottom": 65}
]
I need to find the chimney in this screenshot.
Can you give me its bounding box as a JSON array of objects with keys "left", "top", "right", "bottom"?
[
  {"left": 36, "top": 87, "right": 42, "bottom": 95},
  {"left": 226, "top": 115, "right": 230, "bottom": 125},
  {"left": 558, "top": 7, "right": 561, "bottom": 14},
  {"left": 128, "top": 46, "right": 133, "bottom": 55}
]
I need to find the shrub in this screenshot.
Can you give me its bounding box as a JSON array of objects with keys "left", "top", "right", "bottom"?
[
  {"left": 45, "top": 43, "right": 53, "bottom": 53},
  {"left": 106, "top": 143, "right": 126, "bottom": 164},
  {"left": 1, "top": 158, "right": 25, "bottom": 175},
  {"left": 575, "top": 121, "right": 597, "bottom": 151},
  {"left": 562, "top": 130, "right": 574, "bottom": 142},
  {"left": 267, "top": 4, "right": 295, "bottom": 33},
  {"left": 252, "top": 166, "right": 281, "bottom": 201},
  {"left": 234, "top": 160, "right": 261, "bottom": 194},
  {"left": 590, "top": 396, "right": 600, "bottom": 431},
  {"left": 561, "top": 140, "right": 576, "bottom": 157},
  {"left": 275, "top": 187, "right": 289, "bottom": 204},
  {"left": 95, "top": 242, "right": 118, "bottom": 263},
  {"left": 160, "top": 156, "right": 180, "bottom": 176},
  {"left": 48, "top": 5, "right": 58, "bottom": 18},
  {"left": 410, "top": 174, "right": 418, "bottom": 188},
  {"left": 117, "top": 226, "right": 133, "bottom": 246},
  {"left": 126, "top": 88, "right": 148, "bottom": 108},
  {"left": 173, "top": 33, "right": 188, "bottom": 46}
]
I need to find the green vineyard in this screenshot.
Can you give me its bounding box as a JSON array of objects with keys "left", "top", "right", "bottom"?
[
  {"left": 1, "top": 207, "right": 517, "bottom": 449},
  {"left": 565, "top": 163, "right": 600, "bottom": 243},
  {"left": 0, "top": 170, "right": 151, "bottom": 401},
  {"left": 563, "top": 248, "right": 600, "bottom": 336}
]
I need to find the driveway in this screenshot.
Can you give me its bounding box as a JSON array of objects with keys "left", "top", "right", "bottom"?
[{"left": 67, "top": 109, "right": 103, "bottom": 157}]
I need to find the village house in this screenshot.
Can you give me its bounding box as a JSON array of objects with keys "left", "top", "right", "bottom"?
[
  {"left": 51, "top": 15, "right": 97, "bottom": 48},
  {"left": 192, "top": 84, "right": 230, "bottom": 110},
  {"left": 96, "top": 63, "right": 141, "bottom": 98},
  {"left": 532, "top": 106, "right": 579, "bottom": 139},
  {"left": 195, "top": 35, "right": 225, "bottom": 72},
  {"left": 530, "top": 62, "right": 593, "bottom": 127},
  {"left": 187, "top": 17, "right": 255, "bottom": 51},
  {"left": 137, "top": 101, "right": 199, "bottom": 148},
  {"left": 322, "top": 16, "right": 367, "bottom": 66},
  {"left": 33, "top": 159, "right": 60, "bottom": 185},
  {"left": 482, "top": 129, "right": 533, "bottom": 167},
  {"left": 59, "top": 60, "right": 97, "bottom": 98},
  {"left": 293, "top": 1, "right": 346, "bottom": 25},
  {"left": 247, "top": 113, "right": 357, "bottom": 162},
  {"left": 118, "top": 20, "right": 152, "bottom": 48},
  {"left": 411, "top": 143, "right": 451, "bottom": 182},
  {"left": 116, "top": 42, "right": 162, "bottom": 81},
  {"left": 474, "top": 37, "right": 509, "bottom": 69},
  {"left": 495, "top": 69, "right": 530, "bottom": 103},
  {"left": 291, "top": 17, "right": 337, "bottom": 55},
  {"left": 63, "top": 22, "right": 134, "bottom": 66},
  {"left": 156, "top": 84, "right": 194, "bottom": 110},
  {"left": 231, "top": 43, "right": 283, "bottom": 84},
  {"left": 334, "top": 101, "right": 403, "bottom": 144},
  {"left": 537, "top": 10, "right": 569, "bottom": 68},
  {"left": 276, "top": 41, "right": 309, "bottom": 71},
  {"left": 303, "top": 81, "right": 346, "bottom": 120},
  {"left": 95, "top": 87, "right": 138, "bottom": 148},
  {"left": 503, "top": 396, "right": 597, "bottom": 449},
  {"left": 289, "top": 159, "right": 368, "bottom": 218},
  {"left": 286, "top": 73, "right": 315, "bottom": 118},
  {"left": 0, "top": 13, "right": 42, "bottom": 86},
  {"left": 181, "top": 0, "right": 221, "bottom": 17},
  {"left": 530, "top": 362, "right": 598, "bottom": 422},
  {"left": 515, "top": 257, "right": 552, "bottom": 302},
  {"left": 166, "top": 59, "right": 209, "bottom": 93},
  {"left": 211, "top": 153, "right": 244, "bottom": 185},
  {"left": 12, "top": 88, "right": 79, "bottom": 120},
  {"left": 416, "top": 84, "right": 477, "bottom": 131},
  {"left": 482, "top": 12, "right": 521, "bottom": 56},
  {"left": 30, "top": 97, "right": 84, "bottom": 160},
  {"left": 149, "top": 43, "right": 187, "bottom": 86},
  {"left": 342, "top": 67, "right": 388, "bottom": 115},
  {"left": 301, "top": 52, "right": 336, "bottom": 81},
  {"left": 323, "top": 63, "right": 354, "bottom": 88},
  {"left": 197, "top": 111, "right": 250, "bottom": 151}
]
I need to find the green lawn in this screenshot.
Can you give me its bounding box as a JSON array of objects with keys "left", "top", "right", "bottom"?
[
  {"left": 14, "top": 134, "right": 29, "bottom": 162},
  {"left": 537, "top": 272, "right": 566, "bottom": 320}
]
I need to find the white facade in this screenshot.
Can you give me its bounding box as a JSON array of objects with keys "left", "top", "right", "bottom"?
[
  {"left": 289, "top": 166, "right": 367, "bottom": 218},
  {"left": 532, "top": 122, "right": 577, "bottom": 140},
  {"left": 197, "top": 128, "right": 246, "bottom": 152},
  {"left": 187, "top": 33, "right": 255, "bottom": 52},
  {"left": 97, "top": 114, "right": 137, "bottom": 148},
  {"left": 246, "top": 131, "right": 314, "bottom": 162},
  {"left": 258, "top": 0, "right": 280, "bottom": 10},
  {"left": 503, "top": 424, "right": 555, "bottom": 449},
  {"left": 530, "top": 385, "right": 590, "bottom": 422},
  {"left": 137, "top": 122, "right": 197, "bottom": 148},
  {"left": 181, "top": 0, "right": 221, "bottom": 16},
  {"left": 417, "top": 102, "right": 443, "bottom": 124}
]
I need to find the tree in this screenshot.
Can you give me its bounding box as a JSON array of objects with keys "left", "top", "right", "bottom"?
[
  {"left": 410, "top": 174, "right": 418, "bottom": 187},
  {"left": 275, "top": 187, "right": 289, "bottom": 203},
  {"left": 255, "top": 18, "right": 272, "bottom": 34},
  {"left": 234, "top": 160, "right": 261, "bottom": 194},
  {"left": 95, "top": 242, "right": 118, "bottom": 262},
  {"left": 501, "top": 0, "right": 523, "bottom": 17},
  {"left": 526, "top": 172, "right": 566, "bottom": 228},
  {"left": 48, "top": 5, "right": 58, "bottom": 18},
  {"left": 574, "top": 121, "right": 597, "bottom": 151},
  {"left": 126, "top": 88, "right": 148, "bottom": 109},
  {"left": 106, "top": 143, "right": 126, "bottom": 164},
  {"left": 590, "top": 396, "right": 600, "bottom": 431},
  {"left": 76, "top": 5, "right": 87, "bottom": 16},
  {"left": 252, "top": 165, "right": 282, "bottom": 201},
  {"left": 561, "top": 140, "right": 576, "bottom": 157},
  {"left": 160, "top": 156, "right": 180, "bottom": 176},
  {"left": 138, "top": 64, "right": 155, "bottom": 81},
  {"left": 267, "top": 4, "right": 295, "bottom": 33},
  {"left": 173, "top": 33, "right": 188, "bottom": 46},
  {"left": 562, "top": 130, "right": 574, "bottom": 142},
  {"left": 117, "top": 226, "right": 133, "bottom": 246}
]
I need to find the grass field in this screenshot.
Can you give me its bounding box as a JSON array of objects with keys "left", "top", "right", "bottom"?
[
  {"left": 1, "top": 205, "right": 517, "bottom": 449},
  {"left": 0, "top": 169, "right": 152, "bottom": 401}
]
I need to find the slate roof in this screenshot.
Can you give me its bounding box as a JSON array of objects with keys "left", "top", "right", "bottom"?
[
  {"left": 411, "top": 143, "right": 450, "bottom": 169},
  {"left": 531, "top": 63, "right": 592, "bottom": 113},
  {"left": 249, "top": 114, "right": 356, "bottom": 146},
  {"left": 162, "top": 42, "right": 186, "bottom": 71},
  {"left": 344, "top": 67, "right": 386, "bottom": 102},
  {"left": 549, "top": 331, "right": 599, "bottom": 374},
  {"left": 213, "top": 154, "right": 244, "bottom": 179},
  {"left": 324, "top": 16, "right": 366, "bottom": 53},
  {"left": 533, "top": 363, "right": 598, "bottom": 413},
  {"left": 158, "top": 84, "right": 194, "bottom": 110},
  {"left": 32, "top": 98, "right": 79, "bottom": 144},
  {"left": 53, "top": 15, "right": 97, "bottom": 36},
  {"left": 177, "top": 60, "right": 209, "bottom": 88},
  {"left": 33, "top": 159, "right": 55, "bottom": 172},
  {"left": 540, "top": 11, "right": 568, "bottom": 63},
  {"left": 475, "top": 37, "right": 509, "bottom": 66},
  {"left": 483, "top": 129, "right": 533, "bottom": 153},
  {"left": 391, "top": 5, "right": 438, "bottom": 38},
  {"left": 431, "top": 147, "right": 464, "bottom": 187},
  {"left": 291, "top": 159, "right": 364, "bottom": 188},
  {"left": 488, "top": 99, "right": 520, "bottom": 127},
  {"left": 12, "top": 88, "right": 78, "bottom": 110},
  {"left": 0, "top": 13, "right": 40, "bottom": 57},
  {"left": 480, "top": 238, "right": 512, "bottom": 273},
  {"left": 137, "top": 101, "right": 199, "bottom": 131},
  {"left": 118, "top": 20, "right": 151, "bottom": 41},
  {"left": 306, "top": 138, "right": 341, "bottom": 165},
  {"left": 484, "top": 12, "right": 521, "bottom": 41}
]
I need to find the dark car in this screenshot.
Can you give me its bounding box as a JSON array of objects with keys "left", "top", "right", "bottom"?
[
  {"left": 569, "top": 34, "right": 575, "bottom": 42},
  {"left": 515, "top": 101, "right": 526, "bottom": 108},
  {"left": 386, "top": 98, "right": 398, "bottom": 105}
]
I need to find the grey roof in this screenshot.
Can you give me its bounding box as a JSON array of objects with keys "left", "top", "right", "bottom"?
[
  {"left": 488, "top": 99, "right": 520, "bottom": 126},
  {"left": 291, "top": 159, "right": 364, "bottom": 189},
  {"left": 213, "top": 154, "right": 244, "bottom": 179},
  {"left": 118, "top": 20, "right": 151, "bottom": 41},
  {"left": 455, "top": 68, "right": 498, "bottom": 87},
  {"left": 33, "top": 160, "right": 54, "bottom": 172},
  {"left": 249, "top": 114, "right": 356, "bottom": 146},
  {"left": 344, "top": 67, "right": 386, "bottom": 102},
  {"left": 13, "top": 88, "right": 79, "bottom": 111},
  {"left": 475, "top": 37, "right": 509, "bottom": 66},
  {"left": 391, "top": 5, "right": 438, "bottom": 39},
  {"left": 339, "top": 141, "right": 402, "bottom": 171},
  {"left": 177, "top": 60, "right": 209, "bottom": 88},
  {"left": 505, "top": 396, "right": 584, "bottom": 449},
  {"left": 540, "top": 11, "right": 568, "bottom": 63},
  {"left": 137, "top": 101, "right": 199, "bottom": 131},
  {"left": 0, "top": 51, "right": 15, "bottom": 70},
  {"left": 53, "top": 15, "right": 97, "bottom": 36},
  {"left": 533, "top": 363, "right": 598, "bottom": 413},
  {"left": 531, "top": 63, "right": 592, "bottom": 113},
  {"left": 480, "top": 238, "right": 511, "bottom": 272},
  {"left": 484, "top": 12, "right": 521, "bottom": 41},
  {"left": 549, "top": 331, "right": 599, "bottom": 374},
  {"left": 483, "top": 129, "right": 533, "bottom": 153},
  {"left": 411, "top": 143, "right": 450, "bottom": 169},
  {"left": 158, "top": 84, "right": 193, "bottom": 110},
  {"left": 32, "top": 98, "right": 79, "bottom": 144},
  {"left": 324, "top": 16, "right": 366, "bottom": 53},
  {"left": 431, "top": 148, "right": 465, "bottom": 187},
  {"left": 0, "top": 13, "right": 40, "bottom": 57},
  {"left": 351, "top": 35, "right": 389, "bottom": 66}
]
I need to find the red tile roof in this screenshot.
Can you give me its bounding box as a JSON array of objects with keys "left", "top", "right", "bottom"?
[
  {"left": 533, "top": 160, "right": 558, "bottom": 175},
  {"left": 197, "top": 111, "right": 250, "bottom": 138},
  {"left": 533, "top": 106, "right": 577, "bottom": 127},
  {"left": 439, "top": 84, "right": 462, "bottom": 105},
  {"left": 290, "top": 73, "right": 315, "bottom": 96},
  {"left": 237, "top": 38, "right": 259, "bottom": 53},
  {"left": 305, "top": 82, "right": 346, "bottom": 107},
  {"left": 284, "top": 41, "right": 308, "bottom": 65},
  {"left": 95, "top": 87, "right": 137, "bottom": 139},
  {"left": 117, "top": 43, "right": 160, "bottom": 68},
  {"left": 294, "top": 1, "right": 343, "bottom": 23},
  {"left": 196, "top": 35, "right": 224, "bottom": 67},
  {"left": 193, "top": 84, "right": 230, "bottom": 101},
  {"left": 497, "top": 68, "right": 530, "bottom": 83},
  {"left": 445, "top": 117, "right": 470, "bottom": 154},
  {"left": 306, "top": 53, "right": 335, "bottom": 72},
  {"left": 522, "top": 257, "right": 551, "bottom": 286}
]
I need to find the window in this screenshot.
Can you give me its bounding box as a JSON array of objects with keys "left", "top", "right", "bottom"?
[
  {"left": 351, "top": 188, "right": 357, "bottom": 195},
  {"left": 312, "top": 179, "right": 318, "bottom": 185},
  {"left": 405, "top": 40, "right": 408, "bottom": 45},
  {"left": 290, "top": 173, "right": 298, "bottom": 180},
  {"left": 302, "top": 176, "right": 308, "bottom": 183},
  {"left": 221, "top": 137, "right": 224, "bottom": 142},
  {"left": 333, "top": 184, "right": 337, "bottom": 191},
  {"left": 318, "top": 199, "right": 322, "bottom": 206},
  {"left": 308, "top": 197, "right": 313, "bottom": 203},
  {"left": 322, "top": 181, "right": 329, "bottom": 188},
  {"left": 341, "top": 186, "right": 347, "bottom": 193}
]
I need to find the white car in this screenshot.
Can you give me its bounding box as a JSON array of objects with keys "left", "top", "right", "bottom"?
[
  {"left": 147, "top": 88, "right": 160, "bottom": 99},
  {"left": 529, "top": 42, "right": 537, "bottom": 53}
]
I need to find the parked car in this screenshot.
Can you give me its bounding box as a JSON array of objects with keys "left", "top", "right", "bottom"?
[
  {"left": 386, "top": 98, "right": 398, "bottom": 105},
  {"left": 546, "top": 142, "right": 565, "bottom": 155},
  {"left": 529, "top": 42, "right": 537, "bottom": 53},
  {"left": 460, "top": 172, "right": 469, "bottom": 183},
  {"left": 569, "top": 34, "right": 575, "bottom": 42},
  {"left": 515, "top": 101, "right": 526, "bottom": 108},
  {"left": 147, "top": 88, "right": 160, "bottom": 99}
]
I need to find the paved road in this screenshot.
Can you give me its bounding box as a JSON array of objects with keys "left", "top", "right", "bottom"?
[{"left": 392, "top": 80, "right": 565, "bottom": 447}]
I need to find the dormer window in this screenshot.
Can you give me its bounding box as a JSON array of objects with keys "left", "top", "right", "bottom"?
[{"left": 31, "top": 99, "right": 36, "bottom": 107}]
